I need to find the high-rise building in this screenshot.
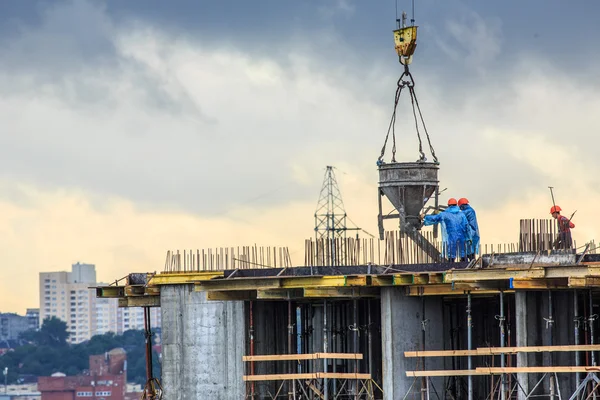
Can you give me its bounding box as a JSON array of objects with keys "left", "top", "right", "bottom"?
[
  {"left": 26, "top": 308, "right": 40, "bottom": 331},
  {"left": 39, "top": 263, "right": 97, "bottom": 344},
  {"left": 39, "top": 263, "right": 161, "bottom": 344}
]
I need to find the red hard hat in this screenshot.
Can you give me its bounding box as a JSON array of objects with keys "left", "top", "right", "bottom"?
[
  {"left": 447, "top": 198, "right": 458, "bottom": 206},
  {"left": 458, "top": 198, "right": 469, "bottom": 206},
  {"left": 550, "top": 205, "right": 562, "bottom": 214}
]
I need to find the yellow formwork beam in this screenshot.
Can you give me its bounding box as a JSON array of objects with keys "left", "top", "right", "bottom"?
[
  {"left": 282, "top": 275, "right": 369, "bottom": 288},
  {"left": 195, "top": 275, "right": 371, "bottom": 292},
  {"left": 207, "top": 290, "right": 257, "bottom": 301},
  {"left": 510, "top": 278, "right": 569, "bottom": 290},
  {"left": 568, "top": 276, "right": 600, "bottom": 287},
  {"left": 149, "top": 271, "right": 224, "bottom": 285},
  {"left": 257, "top": 289, "right": 303, "bottom": 300},
  {"left": 96, "top": 286, "right": 125, "bottom": 298},
  {"left": 118, "top": 296, "right": 160, "bottom": 308},
  {"left": 405, "top": 284, "right": 513, "bottom": 297},
  {"left": 445, "top": 267, "right": 545, "bottom": 282},
  {"left": 196, "top": 278, "right": 281, "bottom": 292},
  {"left": 393, "top": 274, "right": 414, "bottom": 285},
  {"left": 371, "top": 275, "right": 394, "bottom": 286},
  {"left": 303, "top": 287, "right": 380, "bottom": 298}
]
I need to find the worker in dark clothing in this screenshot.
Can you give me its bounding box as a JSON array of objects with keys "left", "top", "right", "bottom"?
[
  {"left": 458, "top": 198, "right": 479, "bottom": 261},
  {"left": 420, "top": 198, "right": 470, "bottom": 262},
  {"left": 550, "top": 205, "right": 575, "bottom": 249}
]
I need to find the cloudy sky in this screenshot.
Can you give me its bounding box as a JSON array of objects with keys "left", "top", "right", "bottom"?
[{"left": 1, "top": 0, "right": 599, "bottom": 314}]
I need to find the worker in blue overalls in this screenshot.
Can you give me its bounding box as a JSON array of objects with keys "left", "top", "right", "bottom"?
[
  {"left": 458, "top": 198, "right": 480, "bottom": 261},
  {"left": 420, "top": 198, "right": 470, "bottom": 262}
]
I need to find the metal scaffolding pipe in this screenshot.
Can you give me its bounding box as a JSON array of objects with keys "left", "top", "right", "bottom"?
[
  {"left": 324, "top": 300, "right": 329, "bottom": 400},
  {"left": 288, "top": 300, "right": 295, "bottom": 399},
  {"left": 296, "top": 306, "right": 302, "bottom": 373},
  {"left": 352, "top": 299, "right": 359, "bottom": 400},
  {"left": 421, "top": 296, "right": 427, "bottom": 400},
  {"left": 575, "top": 290, "right": 581, "bottom": 385},
  {"left": 500, "top": 291, "right": 507, "bottom": 400},
  {"left": 590, "top": 290, "right": 596, "bottom": 366},
  {"left": 467, "top": 293, "right": 473, "bottom": 400},
  {"left": 249, "top": 301, "right": 255, "bottom": 399},
  {"left": 548, "top": 291, "right": 555, "bottom": 399},
  {"left": 368, "top": 299, "right": 373, "bottom": 380}
]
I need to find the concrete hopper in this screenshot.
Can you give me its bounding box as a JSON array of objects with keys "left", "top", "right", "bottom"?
[{"left": 377, "top": 161, "right": 439, "bottom": 238}]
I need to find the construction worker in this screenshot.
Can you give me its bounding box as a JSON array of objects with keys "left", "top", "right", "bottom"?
[
  {"left": 550, "top": 205, "right": 575, "bottom": 249},
  {"left": 420, "top": 198, "right": 470, "bottom": 262},
  {"left": 458, "top": 198, "right": 479, "bottom": 261}
]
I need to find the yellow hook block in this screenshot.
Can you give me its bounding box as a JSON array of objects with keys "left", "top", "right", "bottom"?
[{"left": 394, "top": 25, "right": 418, "bottom": 65}]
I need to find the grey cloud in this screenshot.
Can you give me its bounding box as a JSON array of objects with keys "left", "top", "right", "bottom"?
[{"left": 0, "top": 0, "right": 599, "bottom": 220}]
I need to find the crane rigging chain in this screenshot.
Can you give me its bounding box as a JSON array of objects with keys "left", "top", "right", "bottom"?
[{"left": 377, "top": 64, "right": 438, "bottom": 165}]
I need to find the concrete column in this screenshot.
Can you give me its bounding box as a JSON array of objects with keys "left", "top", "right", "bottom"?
[
  {"left": 515, "top": 291, "right": 529, "bottom": 400},
  {"left": 381, "top": 287, "right": 444, "bottom": 400},
  {"left": 161, "top": 285, "right": 245, "bottom": 400}
]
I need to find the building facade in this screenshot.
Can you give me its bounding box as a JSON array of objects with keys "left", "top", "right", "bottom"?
[
  {"left": 38, "top": 348, "right": 127, "bottom": 400},
  {"left": 25, "top": 309, "right": 39, "bottom": 332},
  {"left": 0, "top": 313, "right": 30, "bottom": 341},
  {"left": 39, "top": 263, "right": 161, "bottom": 344}
]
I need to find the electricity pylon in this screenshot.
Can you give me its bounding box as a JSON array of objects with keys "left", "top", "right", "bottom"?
[{"left": 314, "top": 166, "right": 360, "bottom": 266}]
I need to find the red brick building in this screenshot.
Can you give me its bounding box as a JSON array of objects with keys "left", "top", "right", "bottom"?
[{"left": 38, "top": 348, "right": 127, "bottom": 400}]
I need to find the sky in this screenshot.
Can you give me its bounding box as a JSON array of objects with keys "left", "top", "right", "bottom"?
[{"left": 0, "top": 0, "right": 599, "bottom": 314}]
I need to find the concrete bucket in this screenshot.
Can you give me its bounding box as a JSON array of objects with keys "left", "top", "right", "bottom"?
[{"left": 377, "top": 161, "right": 439, "bottom": 238}]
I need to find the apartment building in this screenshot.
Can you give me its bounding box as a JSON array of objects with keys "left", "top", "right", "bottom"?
[
  {"left": 25, "top": 308, "right": 39, "bottom": 331},
  {"left": 0, "top": 313, "right": 29, "bottom": 341},
  {"left": 39, "top": 262, "right": 97, "bottom": 343},
  {"left": 39, "top": 263, "right": 161, "bottom": 344}
]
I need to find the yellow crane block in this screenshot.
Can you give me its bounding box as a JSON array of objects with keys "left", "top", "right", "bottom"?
[{"left": 394, "top": 25, "right": 418, "bottom": 65}]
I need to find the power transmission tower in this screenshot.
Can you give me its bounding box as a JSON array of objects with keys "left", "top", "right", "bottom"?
[{"left": 314, "top": 166, "right": 359, "bottom": 266}]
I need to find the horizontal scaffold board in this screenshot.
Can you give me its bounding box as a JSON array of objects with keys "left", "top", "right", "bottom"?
[
  {"left": 406, "top": 370, "right": 487, "bottom": 377},
  {"left": 478, "top": 366, "right": 600, "bottom": 374},
  {"left": 404, "top": 344, "right": 600, "bottom": 358},
  {"left": 243, "top": 372, "right": 371, "bottom": 382},
  {"left": 406, "top": 366, "right": 600, "bottom": 377},
  {"left": 243, "top": 353, "right": 363, "bottom": 362}
]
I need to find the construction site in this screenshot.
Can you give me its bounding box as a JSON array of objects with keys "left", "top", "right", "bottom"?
[{"left": 95, "top": 11, "right": 600, "bottom": 400}]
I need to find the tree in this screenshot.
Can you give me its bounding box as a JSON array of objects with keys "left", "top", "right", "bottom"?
[
  {"left": 3, "top": 328, "right": 160, "bottom": 384},
  {"left": 39, "top": 317, "right": 69, "bottom": 347},
  {"left": 21, "top": 317, "right": 69, "bottom": 347}
]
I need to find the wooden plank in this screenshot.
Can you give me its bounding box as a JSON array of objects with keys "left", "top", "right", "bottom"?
[
  {"left": 405, "top": 345, "right": 600, "bottom": 357},
  {"left": 315, "top": 353, "right": 363, "bottom": 360},
  {"left": 317, "top": 373, "right": 371, "bottom": 379},
  {"left": 478, "top": 366, "right": 600, "bottom": 375},
  {"left": 406, "top": 370, "right": 487, "bottom": 377},
  {"left": 243, "top": 373, "right": 317, "bottom": 381},
  {"left": 243, "top": 354, "right": 317, "bottom": 361},
  {"left": 404, "top": 349, "right": 479, "bottom": 358},
  {"left": 479, "top": 344, "right": 600, "bottom": 354}
]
